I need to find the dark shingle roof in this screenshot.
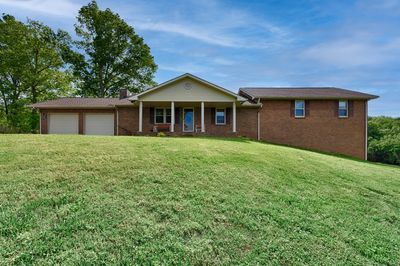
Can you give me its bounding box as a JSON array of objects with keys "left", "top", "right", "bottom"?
[
  {"left": 239, "top": 87, "right": 379, "bottom": 100},
  {"left": 30, "top": 97, "right": 132, "bottom": 109}
]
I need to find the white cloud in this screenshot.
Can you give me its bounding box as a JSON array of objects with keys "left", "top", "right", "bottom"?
[
  {"left": 119, "top": 0, "right": 290, "bottom": 49},
  {"left": 0, "top": 0, "right": 80, "bottom": 17},
  {"left": 134, "top": 21, "right": 242, "bottom": 48},
  {"left": 302, "top": 38, "right": 400, "bottom": 67},
  {"left": 212, "top": 58, "right": 235, "bottom": 66},
  {"left": 158, "top": 63, "right": 211, "bottom": 74}
]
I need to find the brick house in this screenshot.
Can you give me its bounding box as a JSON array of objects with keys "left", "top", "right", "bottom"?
[{"left": 31, "top": 73, "right": 378, "bottom": 159}]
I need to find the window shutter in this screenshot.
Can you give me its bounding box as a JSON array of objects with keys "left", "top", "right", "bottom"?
[
  {"left": 226, "top": 108, "right": 231, "bottom": 124},
  {"left": 290, "top": 100, "right": 295, "bottom": 117},
  {"left": 348, "top": 101, "right": 354, "bottom": 117},
  {"left": 150, "top": 107, "right": 154, "bottom": 123},
  {"left": 305, "top": 100, "right": 310, "bottom": 117},
  {"left": 175, "top": 108, "right": 180, "bottom": 124},
  {"left": 334, "top": 101, "right": 339, "bottom": 117},
  {"left": 211, "top": 108, "right": 215, "bottom": 124}
]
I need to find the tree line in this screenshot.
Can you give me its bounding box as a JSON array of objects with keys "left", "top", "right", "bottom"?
[
  {"left": 0, "top": 0, "right": 157, "bottom": 132},
  {"left": 368, "top": 116, "right": 400, "bottom": 165}
]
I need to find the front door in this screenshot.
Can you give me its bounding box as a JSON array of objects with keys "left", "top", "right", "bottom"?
[{"left": 183, "top": 108, "right": 194, "bottom": 132}]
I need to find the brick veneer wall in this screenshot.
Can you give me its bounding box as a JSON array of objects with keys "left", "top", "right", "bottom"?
[
  {"left": 117, "top": 107, "right": 259, "bottom": 138},
  {"left": 259, "top": 100, "right": 367, "bottom": 159}
]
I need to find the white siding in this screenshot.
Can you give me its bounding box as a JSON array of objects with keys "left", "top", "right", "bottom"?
[{"left": 140, "top": 77, "right": 236, "bottom": 102}]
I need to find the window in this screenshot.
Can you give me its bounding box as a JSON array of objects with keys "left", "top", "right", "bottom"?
[
  {"left": 215, "top": 108, "right": 226, "bottom": 125},
  {"left": 295, "top": 100, "right": 305, "bottom": 118},
  {"left": 338, "top": 100, "right": 348, "bottom": 118},
  {"left": 155, "top": 108, "right": 171, "bottom": 124}
]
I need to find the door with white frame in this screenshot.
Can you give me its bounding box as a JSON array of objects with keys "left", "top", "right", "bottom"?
[{"left": 183, "top": 108, "right": 194, "bottom": 132}]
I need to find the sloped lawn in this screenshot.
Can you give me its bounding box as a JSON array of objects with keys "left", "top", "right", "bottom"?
[{"left": 0, "top": 135, "right": 399, "bottom": 265}]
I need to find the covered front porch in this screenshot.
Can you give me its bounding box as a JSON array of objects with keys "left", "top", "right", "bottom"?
[{"left": 137, "top": 101, "right": 237, "bottom": 135}]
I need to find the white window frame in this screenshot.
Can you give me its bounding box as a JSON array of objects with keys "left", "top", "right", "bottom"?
[
  {"left": 215, "top": 108, "right": 226, "bottom": 125},
  {"left": 154, "top": 108, "right": 171, "bottom": 124},
  {"left": 294, "top": 100, "right": 305, "bottom": 118},
  {"left": 338, "top": 100, "right": 348, "bottom": 118}
]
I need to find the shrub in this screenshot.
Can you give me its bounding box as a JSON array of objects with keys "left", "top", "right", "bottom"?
[{"left": 157, "top": 132, "right": 166, "bottom": 137}]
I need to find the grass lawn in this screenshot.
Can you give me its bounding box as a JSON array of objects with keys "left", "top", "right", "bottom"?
[{"left": 0, "top": 135, "right": 399, "bottom": 265}]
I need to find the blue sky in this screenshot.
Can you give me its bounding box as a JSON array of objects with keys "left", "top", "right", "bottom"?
[{"left": 1, "top": 0, "right": 399, "bottom": 116}]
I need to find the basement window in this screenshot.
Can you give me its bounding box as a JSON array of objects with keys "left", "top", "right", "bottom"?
[{"left": 295, "top": 100, "right": 305, "bottom": 118}]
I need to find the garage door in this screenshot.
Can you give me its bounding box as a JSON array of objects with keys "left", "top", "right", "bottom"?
[
  {"left": 48, "top": 113, "right": 79, "bottom": 134},
  {"left": 84, "top": 113, "right": 114, "bottom": 135}
]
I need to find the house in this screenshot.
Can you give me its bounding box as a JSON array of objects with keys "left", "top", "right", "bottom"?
[{"left": 31, "top": 73, "right": 378, "bottom": 160}]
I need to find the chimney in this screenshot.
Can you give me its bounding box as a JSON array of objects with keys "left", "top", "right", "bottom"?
[{"left": 119, "top": 89, "right": 130, "bottom": 99}]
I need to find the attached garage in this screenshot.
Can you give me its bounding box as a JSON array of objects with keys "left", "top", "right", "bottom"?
[
  {"left": 84, "top": 113, "right": 115, "bottom": 135},
  {"left": 48, "top": 113, "right": 79, "bottom": 134}
]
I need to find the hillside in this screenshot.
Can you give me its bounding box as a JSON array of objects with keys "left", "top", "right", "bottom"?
[{"left": 0, "top": 135, "right": 399, "bottom": 265}]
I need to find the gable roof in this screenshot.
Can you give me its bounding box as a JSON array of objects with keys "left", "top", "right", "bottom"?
[
  {"left": 30, "top": 97, "right": 132, "bottom": 109},
  {"left": 239, "top": 87, "right": 379, "bottom": 100},
  {"left": 129, "top": 73, "right": 247, "bottom": 101}
]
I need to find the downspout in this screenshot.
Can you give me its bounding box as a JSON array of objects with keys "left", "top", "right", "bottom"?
[
  {"left": 365, "top": 100, "right": 368, "bottom": 160},
  {"left": 116, "top": 108, "right": 119, "bottom": 136},
  {"left": 257, "top": 98, "right": 263, "bottom": 141},
  {"left": 39, "top": 110, "right": 41, "bottom": 134}
]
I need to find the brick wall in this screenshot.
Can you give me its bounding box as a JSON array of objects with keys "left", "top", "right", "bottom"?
[
  {"left": 118, "top": 106, "right": 258, "bottom": 138},
  {"left": 117, "top": 107, "right": 137, "bottom": 135},
  {"left": 259, "top": 100, "right": 367, "bottom": 159}
]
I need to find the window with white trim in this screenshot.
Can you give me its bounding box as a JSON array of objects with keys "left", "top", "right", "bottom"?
[
  {"left": 155, "top": 108, "right": 171, "bottom": 124},
  {"left": 338, "top": 100, "right": 348, "bottom": 118},
  {"left": 295, "top": 100, "right": 305, "bottom": 118},
  {"left": 215, "top": 108, "right": 226, "bottom": 125}
]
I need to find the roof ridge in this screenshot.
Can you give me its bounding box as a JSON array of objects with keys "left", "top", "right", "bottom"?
[{"left": 240, "top": 87, "right": 341, "bottom": 89}]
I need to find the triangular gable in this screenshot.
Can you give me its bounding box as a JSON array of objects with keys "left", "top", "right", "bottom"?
[{"left": 129, "top": 73, "right": 246, "bottom": 102}]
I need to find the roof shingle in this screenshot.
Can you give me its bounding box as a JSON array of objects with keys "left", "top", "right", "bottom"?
[
  {"left": 239, "top": 87, "right": 378, "bottom": 100},
  {"left": 30, "top": 97, "right": 132, "bottom": 109}
]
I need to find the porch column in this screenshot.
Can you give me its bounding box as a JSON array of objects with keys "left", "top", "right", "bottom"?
[
  {"left": 171, "top": 101, "right": 175, "bottom": 132},
  {"left": 232, "top": 101, "right": 236, "bottom": 133},
  {"left": 201, "top": 101, "right": 205, "bottom": 133},
  {"left": 138, "top": 101, "right": 143, "bottom": 132}
]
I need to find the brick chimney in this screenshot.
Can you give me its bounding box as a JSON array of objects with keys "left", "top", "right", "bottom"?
[{"left": 119, "top": 89, "right": 130, "bottom": 99}]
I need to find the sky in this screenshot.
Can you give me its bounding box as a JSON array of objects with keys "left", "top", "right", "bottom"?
[{"left": 0, "top": 0, "right": 399, "bottom": 116}]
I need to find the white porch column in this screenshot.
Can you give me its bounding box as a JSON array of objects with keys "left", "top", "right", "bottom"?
[
  {"left": 232, "top": 101, "right": 236, "bottom": 133},
  {"left": 171, "top": 101, "right": 175, "bottom": 132},
  {"left": 138, "top": 101, "right": 143, "bottom": 132},
  {"left": 201, "top": 101, "right": 205, "bottom": 133}
]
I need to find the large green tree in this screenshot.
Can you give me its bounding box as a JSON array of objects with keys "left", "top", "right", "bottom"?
[
  {"left": 0, "top": 15, "right": 73, "bottom": 132},
  {"left": 70, "top": 1, "right": 157, "bottom": 97}
]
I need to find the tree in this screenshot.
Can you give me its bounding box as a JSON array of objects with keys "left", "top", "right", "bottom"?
[
  {"left": 368, "top": 116, "right": 400, "bottom": 165},
  {"left": 0, "top": 15, "right": 29, "bottom": 120},
  {"left": 25, "top": 20, "right": 73, "bottom": 104},
  {"left": 0, "top": 15, "right": 73, "bottom": 132},
  {"left": 70, "top": 0, "right": 157, "bottom": 97}
]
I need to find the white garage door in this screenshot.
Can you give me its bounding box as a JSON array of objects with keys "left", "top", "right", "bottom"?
[
  {"left": 48, "top": 113, "right": 79, "bottom": 134},
  {"left": 84, "top": 113, "right": 114, "bottom": 135}
]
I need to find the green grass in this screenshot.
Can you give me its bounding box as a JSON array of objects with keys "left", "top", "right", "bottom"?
[{"left": 0, "top": 135, "right": 399, "bottom": 265}]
